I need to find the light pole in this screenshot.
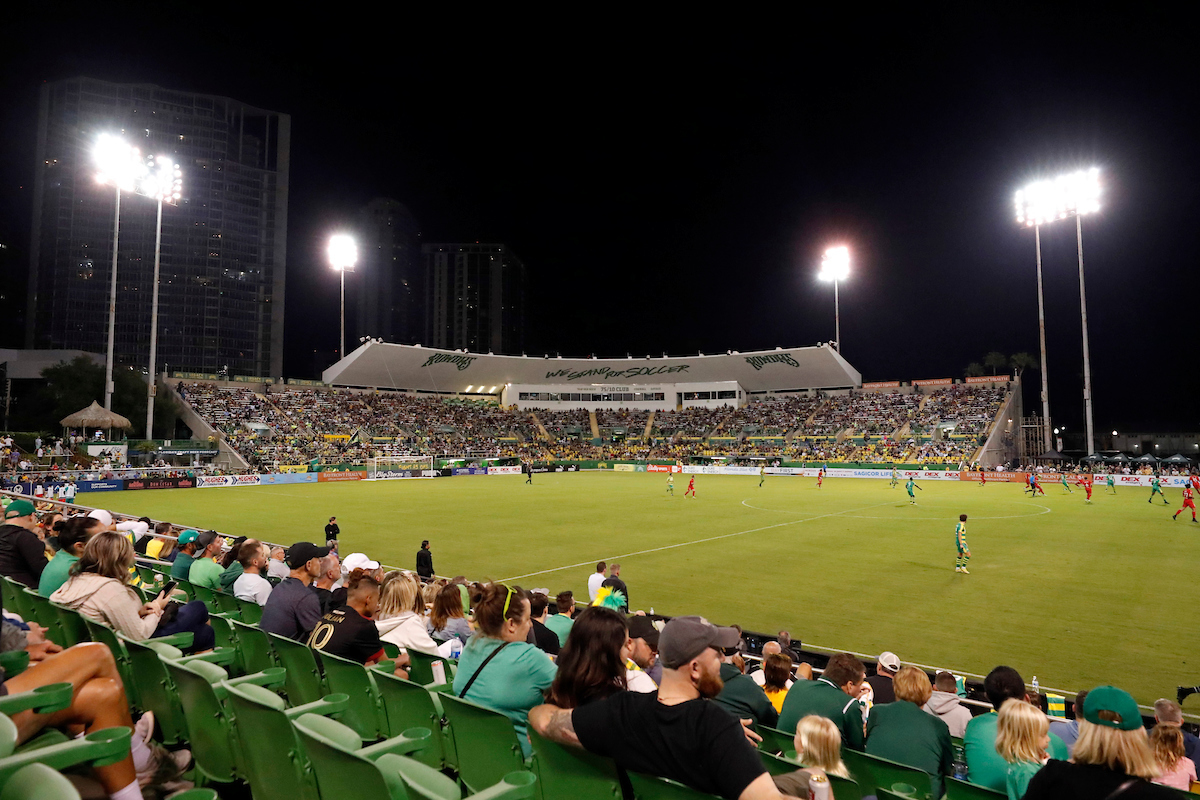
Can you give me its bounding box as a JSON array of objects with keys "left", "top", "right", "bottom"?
[
  {"left": 1015, "top": 167, "right": 1102, "bottom": 456},
  {"left": 137, "top": 155, "right": 183, "bottom": 440},
  {"left": 818, "top": 246, "right": 850, "bottom": 352},
  {"left": 327, "top": 234, "right": 358, "bottom": 360},
  {"left": 93, "top": 134, "right": 145, "bottom": 411}
]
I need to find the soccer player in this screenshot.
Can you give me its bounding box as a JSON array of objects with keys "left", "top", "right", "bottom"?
[
  {"left": 1060, "top": 473, "right": 1073, "bottom": 494},
  {"left": 1026, "top": 473, "right": 1045, "bottom": 496},
  {"left": 890, "top": 467, "right": 899, "bottom": 488},
  {"left": 979, "top": 470, "right": 987, "bottom": 487},
  {"left": 666, "top": 474, "right": 674, "bottom": 496},
  {"left": 759, "top": 465, "right": 765, "bottom": 488},
  {"left": 1083, "top": 476, "right": 1094, "bottom": 503},
  {"left": 1191, "top": 473, "right": 1200, "bottom": 493},
  {"left": 906, "top": 476, "right": 922, "bottom": 505},
  {"left": 685, "top": 476, "right": 696, "bottom": 497},
  {"left": 817, "top": 466, "right": 825, "bottom": 490},
  {"left": 525, "top": 462, "right": 533, "bottom": 484},
  {"left": 954, "top": 514, "right": 970, "bottom": 574},
  {"left": 1173, "top": 485, "right": 1197, "bottom": 522},
  {"left": 1105, "top": 473, "right": 1116, "bottom": 494},
  {"left": 1148, "top": 475, "right": 1168, "bottom": 505}
]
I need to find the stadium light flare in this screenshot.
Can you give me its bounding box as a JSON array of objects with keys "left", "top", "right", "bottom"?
[
  {"left": 327, "top": 234, "right": 358, "bottom": 360},
  {"left": 817, "top": 246, "right": 850, "bottom": 353},
  {"left": 143, "top": 154, "right": 184, "bottom": 439}
]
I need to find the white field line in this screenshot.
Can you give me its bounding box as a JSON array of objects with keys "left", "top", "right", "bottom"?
[
  {"left": 741, "top": 499, "right": 1053, "bottom": 521},
  {"left": 498, "top": 500, "right": 895, "bottom": 582}
]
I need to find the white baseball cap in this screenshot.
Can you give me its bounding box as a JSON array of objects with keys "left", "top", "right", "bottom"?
[
  {"left": 342, "top": 552, "right": 380, "bottom": 572},
  {"left": 87, "top": 509, "right": 114, "bottom": 527},
  {"left": 878, "top": 651, "right": 901, "bottom": 673}
]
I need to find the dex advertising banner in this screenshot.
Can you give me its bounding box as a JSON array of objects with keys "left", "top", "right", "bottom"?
[
  {"left": 487, "top": 466, "right": 522, "bottom": 475},
  {"left": 317, "top": 470, "right": 368, "bottom": 482}
]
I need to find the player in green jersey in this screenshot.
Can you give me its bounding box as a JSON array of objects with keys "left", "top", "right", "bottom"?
[
  {"left": 666, "top": 474, "right": 674, "bottom": 495},
  {"left": 955, "top": 514, "right": 970, "bottom": 573},
  {"left": 1105, "top": 473, "right": 1116, "bottom": 494},
  {"left": 890, "top": 467, "right": 899, "bottom": 488},
  {"left": 759, "top": 465, "right": 766, "bottom": 487},
  {"left": 1060, "top": 473, "right": 1073, "bottom": 494},
  {"left": 906, "top": 477, "right": 922, "bottom": 505},
  {"left": 1148, "top": 476, "right": 1168, "bottom": 504}
]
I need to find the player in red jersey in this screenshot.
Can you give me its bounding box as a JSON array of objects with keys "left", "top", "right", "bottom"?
[
  {"left": 817, "top": 468, "right": 824, "bottom": 489},
  {"left": 685, "top": 476, "right": 696, "bottom": 497},
  {"left": 1173, "top": 485, "right": 1197, "bottom": 522},
  {"left": 1190, "top": 473, "right": 1200, "bottom": 493},
  {"left": 1084, "top": 477, "right": 1094, "bottom": 503},
  {"left": 979, "top": 470, "right": 987, "bottom": 487}
]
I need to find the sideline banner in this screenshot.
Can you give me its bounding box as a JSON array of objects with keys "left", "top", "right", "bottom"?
[
  {"left": 913, "top": 378, "right": 953, "bottom": 386},
  {"left": 77, "top": 479, "right": 124, "bottom": 492},
  {"left": 613, "top": 464, "right": 636, "bottom": 472},
  {"left": 646, "top": 464, "right": 682, "bottom": 473},
  {"left": 198, "top": 475, "right": 262, "bottom": 488},
  {"left": 125, "top": 476, "right": 195, "bottom": 490},
  {"left": 966, "top": 375, "right": 1007, "bottom": 384},
  {"left": 960, "top": 471, "right": 1027, "bottom": 484},
  {"left": 277, "top": 464, "right": 310, "bottom": 473},
  {"left": 261, "top": 472, "right": 318, "bottom": 485},
  {"left": 452, "top": 467, "right": 488, "bottom": 476},
  {"left": 487, "top": 466, "right": 521, "bottom": 475},
  {"left": 318, "top": 470, "right": 368, "bottom": 482},
  {"left": 862, "top": 381, "right": 901, "bottom": 389}
]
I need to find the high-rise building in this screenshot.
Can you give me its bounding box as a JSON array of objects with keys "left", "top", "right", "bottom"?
[
  {"left": 26, "top": 78, "right": 290, "bottom": 378},
  {"left": 423, "top": 243, "right": 526, "bottom": 355},
  {"left": 352, "top": 198, "right": 421, "bottom": 345}
]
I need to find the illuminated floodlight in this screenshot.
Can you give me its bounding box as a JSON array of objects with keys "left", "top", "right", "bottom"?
[
  {"left": 1014, "top": 168, "right": 1101, "bottom": 227},
  {"left": 327, "top": 234, "right": 358, "bottom": 271},
  {"left": 135, "top": 154, "right": 183, "bottom": 204},
  {"left": 818, "top": 246, "right": 850, "bottom": 282},
  {"left": 94, "top": 134, "right": 144, "bottom": 191}
]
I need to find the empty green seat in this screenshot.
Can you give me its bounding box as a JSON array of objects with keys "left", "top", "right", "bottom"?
[
  {"left": 235, "top": 597, "right": 264, "bottom": 624},
  {"left": 230, "top": 619, "right": 276, "bottom": 673},
  {"left": 316, "top": 650, "right": 386, "bottom": 740},
  {"left": 844, "top": 748, "right": 935, "bottom": 799},
  {"left": 0, "top": 711, "right": 131, "bottom": 785},
  {"left": 438, "top": 693, "right": 527, "bottom": 793},
  {"left": 371, "top": 664, "right": 448, "bottom": 769},
  {"left": 268, "top": 632, "right": 326, "bottom": 705},
  {"left": 0, "top": 762, "right": 81, "bottom": 800},
  {"left": 212, "top": 590, "right": 240, "bottom": 616},
  {"left": 528, "top": 728, "right": 622, "bottom": 800},
  {"left": 945, "top": 776, "right": 1006, "bottom": 799},
  {"left": 828, "top": 773, "right": 865, "bottom": 800},
  {"left": 49, "top": 603, "right": 90, "bottom": 648},
  {"left": 756, "top": 725, "right": 795, "bottom": 757},
  {"left": 21, "top": 591, "right": 62, "bottom": 639}
]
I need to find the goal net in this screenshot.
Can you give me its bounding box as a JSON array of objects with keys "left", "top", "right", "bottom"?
[{"left": 366, "top": 456, "right": 435, "bottom": 479}]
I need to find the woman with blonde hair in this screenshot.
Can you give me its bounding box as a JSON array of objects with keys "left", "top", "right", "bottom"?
[
  {"left": 1023, "top": 685, "right": 1175, "bottom": 799},
  {"left": 866, "top": 665, "right": 954, "bottom": 797},
  {"left": 1149, "top": 725, "right": 1196, "bottom": 791},
  {"left": 374, "top": 571, "right": 438, "bottom": 654},
  {"left": 773, "top": 715, "right": 850, "bottom": 796},
  {"left": 996, "top": 697, "right": 1050, "bottom": 800}
]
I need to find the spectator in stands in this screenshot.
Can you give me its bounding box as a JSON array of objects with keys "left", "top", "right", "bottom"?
[
  {"left": 170, "top": 529, "right": 202, "bottom": 579},
  {"left": 0, "top": 498, "right": 49, "bottom": 588},
  {"left": 772, "top": 715, "right": 851, "bottom": 796},
  {"left": 1023, "top": 686, "right": 1175, "bottom": 799},
  {"left": 626, "top": 615, "right": 660, "bottom": 688},
  {"left": 529, "top": 614, "right": 789, "bottom": 800},
  {"left": 427, "top": 582, "right": 472, "bottom": 644},
  {"left": 715, "top": 646, "right": 778, "bottom": 730},
  {"left": 233, "top": 541, "right": 273, "bottom": 606},
  {"left": 51, "top": 531, "right": 215, "bottom": 650},
  {"left": 778, "top": 652, "right": 866, "bottom": 749},
  {"left": 752, "top": 641, "right": 808, "bottom": 686},
  {"left": 144, "top": 521, "right": 175, "bottom": 561},
  {"left": 259, "top": 541, "right": 327, "bottom": 640},
  {"left": 217, "top": 535, "right": 250, "bottom": 590},
  {"left": 588, "top": 561, "right": 606, "bottom": 602},
  {"left": 866, "top": 666, "right": 953, "bottom": 797},
  {"left": 310, "top": 553, "right": 341, "bottom": 614},
  {"left": 416, "top": 539, "right": 434, "bottom": 579},
  {"left": 308, "top": 571, "right": 386, "bottom": 664},
  {"left": 924, "top": 670, "right": 973, "bottom": 739},
  {"left": 996, "top": 695, "right": 1053, "bottom": 800},
  {"left": 544, "top": 591, "right": 575, "bottom": 647},
  {"left": 186, "top": 531, "right": 226, "bottom": 591},
  {"left": 1050, "top": 689, "right": 1087, "bottom": 756},
  {"left": 266, "top": 546, "right": 290, "bottom": 580},
  {"left": 38, "top": 515, "right": 104, "bottom": 596},
  {"left": 454, "top": 582, "right": 557, "bottom": 758},
  {"left": 964, "top": 666, "right": 1069, "bottom": 792},
  {"left": 761, "top": 653, "right": 793, "bottom": 714},
  {"left": 375, "top": 572, "right": 439, "bottom": 655},
  {"left": 865, "top": 651, "right": 900, "bottom": 704},
  {"left": 777, "top": 630, "right": 801, "bottom": 663},
  {"left": 1152, "top": 698, "right": 1200, "bottom": 773},
  {"left": 548, "top": 606, "right": 629, "bottom": 708},
  {"left": 528, "top": 592, "right": 561, "bottom": 655},
  {"left": 600, "top": 563, "right": 629, "bottom": 611},
  {"left": 1150, "top": 725, "right": 1197, "bottom": 791}
]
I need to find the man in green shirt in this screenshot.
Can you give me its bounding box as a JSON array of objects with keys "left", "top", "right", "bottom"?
[
  {"left": 184, "top": 531, "right": 226, "bottom": 591},
  {"left": 170, "top": 529, "right": 202, "bottom": 579},
  {"left": 964, "top": 666, "right": 1069, "bottom": 792},
  {"left": 777, "top": 652, "right": 867, "bottom": 749},
  {"left": 544, "top": 591, "right": 576, "bottom": 647}
]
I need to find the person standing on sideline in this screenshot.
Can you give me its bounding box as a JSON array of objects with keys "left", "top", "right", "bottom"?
[
  {"left": 324, "top": 516, "right": 340, "bottom": 549},
  {"left": 666, "top": 474, "right": 674, "bottom": 495},
  {"left": 587, "top": 562, "right": 606, "bottom": 602},
  {"left": 600, "top": 564, "right": 629, "bottom": 612},
  {"left": 955, "top": 514, "right": 970, "bottom": 573},
  {"left": 525, "top": 462, "right": 533, "bottom": 484},
  {"left": 416, "top": 539, "right": 434, "bottom": 579}
]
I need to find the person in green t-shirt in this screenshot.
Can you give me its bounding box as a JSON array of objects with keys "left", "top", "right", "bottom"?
[
  {"left": 38, "top": 516, "right": 104, "bottom": 596},
  {"left": 955, "top": 514, "right": 970, "bottom": 574},
  {"left": 543, "top": 591, "right": 576, "bottom": 648},
  {"left": 170, "top": 529, "right": 202, "bottom": 579},
  {"left": 185, "top": 531, "right": 226, "bottom": 591},
  {"left": 1149, "top": 476, "right": 1168, "bottom": 505}
]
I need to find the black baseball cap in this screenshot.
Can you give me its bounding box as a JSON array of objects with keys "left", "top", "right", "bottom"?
[
  {"left": 286, "top": 541, "right": 330, "bottom": 568},
  {"left": 659, "top": 616, "right": 740, "bottom": 669},
  {"left": 627, "top": 615, "right": 660, "bottom": 646}
]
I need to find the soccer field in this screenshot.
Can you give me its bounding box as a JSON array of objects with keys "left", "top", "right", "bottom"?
[{"left": 97, "top": 471, "right": 1197, "bottom": 708}]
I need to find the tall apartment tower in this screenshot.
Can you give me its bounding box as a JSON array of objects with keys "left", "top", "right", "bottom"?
[
  {"left": 26, "top": 78, "right": 290, "bottom": 377},
  {"left": 352, "top": 198, "right": 421, "bottom": 345},
  {"left": 422, "top": 243, "right": 526, "bottom": 355}
]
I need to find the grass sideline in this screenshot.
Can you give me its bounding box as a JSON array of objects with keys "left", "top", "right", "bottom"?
[{"left": 96, "top": 471, "right": 1198, "bottom": 707}]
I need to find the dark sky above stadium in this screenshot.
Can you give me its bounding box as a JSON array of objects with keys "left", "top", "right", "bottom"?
[{"left": 2, "top": 7, "right": 1197, "bottom": 434}]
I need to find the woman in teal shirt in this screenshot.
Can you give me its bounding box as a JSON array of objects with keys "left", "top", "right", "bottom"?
[
  {"left": 452, "top": 582, "right": 558, "bottom": 757},
  {"left": 39, "top": 516, "right": 104, "bottom": 596}
]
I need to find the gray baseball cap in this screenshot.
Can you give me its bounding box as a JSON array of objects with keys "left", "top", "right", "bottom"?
[{"left": 659, "top": 615, "right": 741, "bottom": 669}]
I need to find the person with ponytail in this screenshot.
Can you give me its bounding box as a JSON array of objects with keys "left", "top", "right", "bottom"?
[{"left": 39, "top": 516, "right": 105, "bottom": 596}]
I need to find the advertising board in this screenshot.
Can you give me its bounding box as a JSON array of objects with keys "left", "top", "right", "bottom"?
[
  {"left": 198, "top": 475, "right": 262, "bottom": 488},
  {"left": 317, "top": 470, "right": 368, "bottom": 482},
  {"left": 77, "top": 479, "right": 125, "bottom": 492},
  {"left": 959, "top": 472, "right": 1028, "bottom": 483},
  {"left": 487, "top": 466, "right": 522, "bottom": 475},
  {"left": 646, "top": 464, "right": 682, "bottom": 473},
  {"left": 124, "top": 477, "right": 195, "bottom": 491},
  {"left": 261, "top": 473, "right": 319, "bottom": 485},
  {"left": 451, "top": 467, "right": 488, "bottom": 476}
]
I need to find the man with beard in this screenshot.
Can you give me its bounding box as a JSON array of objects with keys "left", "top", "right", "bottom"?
[{"left": 529, "top": 615, "right": 790, "bottom": 800}]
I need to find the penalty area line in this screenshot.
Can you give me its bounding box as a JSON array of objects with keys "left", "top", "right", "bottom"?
[{"left": 497, "top": 500, "right": 895, "bottom": 583}]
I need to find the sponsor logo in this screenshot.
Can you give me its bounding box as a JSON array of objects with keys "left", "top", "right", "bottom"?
[
  {"left": 613, "top": 464, "right": 636, "bottom": 472},
  {"left": 543, "top": 364, "right": 690, "bottom": 381},
  {"left": 317, "top": 470, "right": 368, "bottom": 482},
  {"left": 966, "top": 375, "right": 1007, "bottom": 384},
  {"left": 913, "top": 378, "right": 953, "bottom": 386},
  {"left": 744, "top": 353, "right": 800, "bottom": 371},
  {"left": 420, "top": 353, "right": 476, "bottom": 371},
  {"left": 486, "top": 466, "right": 521, "bottom": 475},
  {"left": 646, "top": 464, "right": 681, "bottom": 473},
  {"left": 451, "top": 467, "right": 488, "bottom": 476},
  {"left": 862, "top": 381, "right": 901, "bottom": 389}
]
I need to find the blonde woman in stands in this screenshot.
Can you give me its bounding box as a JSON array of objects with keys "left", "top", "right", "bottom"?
[
  {"left": 995, "top": 698, "right": 1050, "bottom": 800},
  {"left": 374, "top": 571, "right": 439, "bottom": 655},
  {"left": 1149, "top": 725, "right": 1196, "bottom": 790},
  {"left": 1023, "top": 685, "right": 1175, "bottom": 799},
  {"left": 772, "top": 715, "right": 850, "bottom": 796}
]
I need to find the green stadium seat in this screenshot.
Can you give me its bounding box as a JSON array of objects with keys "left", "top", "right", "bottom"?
[
  {"left": 136, "top": 565, "right": 161, "bottom": 588},
  {"left": 0, "top": 653, "right": 28, "bottom": 682},
  {"left": 755, "top": 725, "right": 794, "bottom": 756},
  {"left": 212, "top": 590, "right": 240, "bottom": 616},
  {"left": 844, "top": 748, "right": 935, "bottom": 799},
  {"left": 222, "top": 680, "right": 350, "bottom": 800},
  {"left": 945, "top": 776, "right": 1006, "bottom": 799},
  {"left": 0, "top": 683, "right": 73, "bottom": 719},
  {"left": 186, "top": 582, "right": 220, "bottom": 613},
  {"left": 828, "top": 773, "right": 864, "bottom": 800},
  {"left": 165, "top": 791, "right": 219, "bottom": 800},
  {"left": 79, "top": 619, "right": 139, "bottom": 708},
  {"left": 230, "top": 619, "right": 276, "bottom": 673},
  {"left": 20, "top": 591, "right": 61, "bottom": 638},
  {"left": 172, "top": 578, "right": 196, "bottom": 602},
  {"left": 840, "top": 748, "right": 878, "bottom": 798},
  {"left": 370, "top": 663, "right": 449, "bottom": 769},
  {"left": 0, "top": 762, "right": 81, "bottom": 800},
  {"left": 438, "top": 692, "right": 527, "bottom": 793},
  {"left": 315, "top": 650, "right": 386, "bottom": 740},
  {"left": 49, "top": 603, "right": 90, "bottom": 648},
  {"left": 0, "top": 579, "right": 19, "bottom": 616},
  {"left": 235, "top": 596, "right": 264, "bottom": 624},
  {"left": 406, "top": 651, "right": 455, "bottom": 687},
  {"left": 3, "top": 582, "right": 37, "bottom": 626},
  {"left": 527, "top": 727, "right": 622, "bottom": 800},
  {"left": 0, "top": 711, "right": 131, "bottom": 786},
  {"left": 625, "top": 772, "right": 723, "bottom": 799},
  {"left": 877, "top": 787, "right": 924, "bottom": 800},
  {"left": 757, "top": 751, "right": 800, "bottom": 777},
  {"left": 268, "top": 632, "right": 327, "bottom": 705}
]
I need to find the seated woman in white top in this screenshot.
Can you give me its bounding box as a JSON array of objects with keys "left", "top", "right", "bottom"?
[{"left": 375, "top": 572, "right": 439, "bottom": 655}]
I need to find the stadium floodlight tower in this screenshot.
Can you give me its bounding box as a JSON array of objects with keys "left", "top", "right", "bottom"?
[
  {"left": 327, "top": 234, "right": 358, "bottom": 360},
  {"left": 136, "top": 154, "right": 183, "bottom": 440},
  {"left": 1015, "top": 167, "right": 1102, "bottom": 456},
  {"left": 818, "top": 246, "right": 850, "bottom": 352},
  {"left": 93, "top": 134, "right": 146, "bottom": 412}
]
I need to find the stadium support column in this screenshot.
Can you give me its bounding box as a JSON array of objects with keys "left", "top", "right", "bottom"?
[
  {"left": 1034, "top": 225, "right": 1052, "bottom": 453},
  {"left": 1076, "top": 214, "right": 1095, "bottom": 456}
]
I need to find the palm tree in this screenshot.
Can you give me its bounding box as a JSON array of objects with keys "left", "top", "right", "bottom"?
[
  {"left": 1009, "top": 352, "right": 1038, "bottom": 378},
  {"left": 983, "top": 351, "right": 1009, "bottom": 374},
  {"left": 965, "top": 362, "right": 985, "bottom": 378}
]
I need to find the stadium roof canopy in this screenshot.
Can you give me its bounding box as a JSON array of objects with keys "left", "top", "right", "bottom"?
[{"left": 322, "top": 342, "right": 862, "bottom": 393}]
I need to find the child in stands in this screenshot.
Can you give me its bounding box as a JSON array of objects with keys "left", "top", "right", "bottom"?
[
  {"left": 1150, "top": 725, "right": 1197, "bottom": 791},
  {"left": 996, "top": 698, "right": 1050, "bottom": 800}
]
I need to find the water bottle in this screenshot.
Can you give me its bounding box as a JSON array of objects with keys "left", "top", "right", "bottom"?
[
  {"left": 448, "top": 638, "right": 462, "bottom": 659},
  {"left": 952, "top": 745, "right": 969, "bottom": 780}
]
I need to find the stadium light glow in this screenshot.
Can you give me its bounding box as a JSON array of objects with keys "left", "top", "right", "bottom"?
[
  {"left": 1014, "top": 168, "right": 1101, "bottom": 227},
  {"left": 817, "top": 246, "right": 849, "bottom": 352},
  {"left": 143, "top": 155, "right": 184, "bottom": 440},
  {"left": 328, "top": 234, "right": 358, "bottom": 360}
]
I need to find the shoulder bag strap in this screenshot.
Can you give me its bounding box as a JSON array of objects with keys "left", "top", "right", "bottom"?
[{"left": 458, "top": 641, "right": 511, "bottom": 698}]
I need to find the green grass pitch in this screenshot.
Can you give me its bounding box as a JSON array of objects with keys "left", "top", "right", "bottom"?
[{"left": 96, "top": 471, "right": 1198, "bottom": 708}]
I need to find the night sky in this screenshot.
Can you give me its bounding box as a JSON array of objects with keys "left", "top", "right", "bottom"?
[{"left": 3, "top": 7, "right": 1197, "bottom": 433}]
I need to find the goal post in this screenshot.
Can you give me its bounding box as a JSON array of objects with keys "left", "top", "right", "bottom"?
[{"left": 366, "top": 456, "right": 435, "bottom": 479}]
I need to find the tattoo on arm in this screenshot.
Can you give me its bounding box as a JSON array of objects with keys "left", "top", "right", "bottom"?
[{"left": 544, "top": 708, "right": 580, "bottom": 747}]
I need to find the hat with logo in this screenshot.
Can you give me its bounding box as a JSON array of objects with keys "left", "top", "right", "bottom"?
[
  {"left": 627, "top": 615, "right": 661, "bottom": 646},
  {"left": 341, "top": 552, "right": 380, "bottom": 572},
  {"left": 658, "top": 615, "right": 740, "bottom": 669},
  {"left": 1082, "top": 686, "right": 1143, "bottom": 731},
  {"left": 878, "top": 652, "right": 901, "bottom": 673},
  {"left": 3, "top": 498, "right": 35, "bottom": 520},
  {"left": 177, "top": 529, "right": 200, "bottom": 545},
  {"left": 287, "top": 541, "right": 331, "bottom": 569}
]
